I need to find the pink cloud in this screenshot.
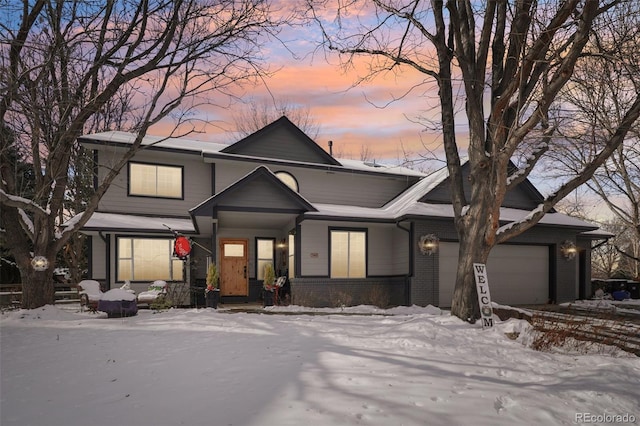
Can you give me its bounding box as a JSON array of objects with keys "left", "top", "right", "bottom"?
[{"left": 147, "top": 24, "right": 469, "bottom": 164}]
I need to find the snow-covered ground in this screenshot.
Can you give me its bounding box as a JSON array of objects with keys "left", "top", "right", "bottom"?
[{"left": 1, "top": 304, "right": 638, "bottom": 426}]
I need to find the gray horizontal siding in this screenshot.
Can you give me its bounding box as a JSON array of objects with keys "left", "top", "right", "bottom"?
[
  {"left": 226, "top": 126, "right": 331, "bottom": 164},
  {"left": 218, "top": 178, "right": 304, "bottom": 209},
  {"left": 299, "top": 220, "right": 407, "bottom": 277},
  {"left": 215, "top": 160, "right": 411, "bottom": 208},
  {"left": 90, "top": 236, "right": 107, "bottom": 281},
  {"left": 299, "top": 221, "right": 328, "bottom": 277},
  {"left": 97, "top": 148, "right": 211, "bottom": 216},
  {"left": 420, "top": 166, "right": 539, "bottom": 210}
]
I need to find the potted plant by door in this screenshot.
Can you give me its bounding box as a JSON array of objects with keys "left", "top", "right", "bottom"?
[
  {"left": 263, "top": 263, "right": 276, "bottom": 307},
  {"left": 205, "top": 263, "right": 220, "bottom": 309}
]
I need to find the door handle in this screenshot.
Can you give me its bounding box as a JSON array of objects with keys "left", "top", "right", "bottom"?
[{"left": 243, "top": 265, "right": 247, "bottom": 278}]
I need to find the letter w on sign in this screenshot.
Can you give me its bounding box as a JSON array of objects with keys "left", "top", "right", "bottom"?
[{"left": 473, "top": 263, "right": 494, "bottom": 329}]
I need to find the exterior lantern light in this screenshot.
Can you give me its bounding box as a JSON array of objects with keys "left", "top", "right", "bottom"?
[
  {"left": 560, "top": 240, "right": 577, "bottom": 261},
  {"left": 419, "top": 234, "right": 439, "bottom": 256},
  {"left": 31, "top": 256, "right": 49, "bottom": 271}
]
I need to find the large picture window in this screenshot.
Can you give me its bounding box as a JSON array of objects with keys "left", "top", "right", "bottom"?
[
  {"left": 129, "top": 162, "right": 183, "bottom": 199},
  {"left": 330, "top": 229, "right": 366, "bottom": 278},
  {"left": 117, "top": 237, "right": 184, "bottom": 282},
  {"left": 256, "top": 238, "right": 275, "bottom": 280}
]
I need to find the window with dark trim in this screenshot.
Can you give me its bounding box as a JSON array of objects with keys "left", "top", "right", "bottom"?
[
  {"left": 128, "top": 162, "right": 183, "bottom": 199},
  {"left": 330, "top": 229, "right": 366, "bottom": 278},
  {"left": 274, "top": 171, "right": 299, "bottom": 192},
  {"left": 117, "top": 237, "right": 183, "bottom": 282},
  {"left": 256, "top": 238, "right": 275, "bottom": 280},
  {"left": 288, "top": 233, "right": 295, "bottom": 279}
]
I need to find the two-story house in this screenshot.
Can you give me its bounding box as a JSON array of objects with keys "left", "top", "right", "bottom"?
[{"left": 73, "top": 116, "right": 603, "bottom": 307}]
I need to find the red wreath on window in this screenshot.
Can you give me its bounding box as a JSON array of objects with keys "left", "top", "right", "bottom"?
[{"left": 174, "top": 236, "right": 192, "bottom": 260}]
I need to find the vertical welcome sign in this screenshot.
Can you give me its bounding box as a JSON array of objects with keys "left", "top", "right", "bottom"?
[{"left": 473, "top": 263, "right": 494, "bottom": 329}]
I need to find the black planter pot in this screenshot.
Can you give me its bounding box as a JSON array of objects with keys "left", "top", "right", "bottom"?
[
  {"left": 205, "top": 289, "right": 220, "bottom": 309},
  {"left": 263, "top": 290, "right": 274, "bottom": 307}
]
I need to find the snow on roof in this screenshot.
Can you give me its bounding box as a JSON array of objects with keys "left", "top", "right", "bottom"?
[
  {"left": 78, "top": 133, "right": 599, "bottom": 232},
  {"left": 79, "top": 131, "right": 229, "bottom": 153},
  {"left": 579, "top": 228, "right": 615, "bottom": 239},
  {"left": 306, "top": 165, "right": 452, "bottom": 221},
  {"left": 71, "top": 212, "right": 196, "bottom": 233},
  {"left": 382, "top": 165, "right": 451, "bottom": 211},
  {"left": 336, "top": 158, "right": 424, "bottom": 177},
  {"left": 80, "top": 131, "right": 425, "bottom": 178},
  {"left": 308, "top": 202, "right": 598, "bottom": 229}
]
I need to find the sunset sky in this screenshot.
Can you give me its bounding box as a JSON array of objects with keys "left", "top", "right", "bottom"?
[{"left": 148, "top": 7, "right": 464, "bottom": 168}]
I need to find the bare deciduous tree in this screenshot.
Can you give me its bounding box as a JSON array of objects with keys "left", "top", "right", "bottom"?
[
  {"left": 232, "top": 98, "right": 321, "bottom": 138},
  {"left": 307, "top": 0, "right": 640, "bottom": 321},
  {"left": 0, "top": 0, "right": 284, "bottom": 308},
  {"left": 546, "top": 1, "right": 640, "bottom": 281}
]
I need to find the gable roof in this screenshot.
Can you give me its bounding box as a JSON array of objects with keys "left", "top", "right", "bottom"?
[
  {"left": 221, "top": 116, "right": 342, "bottom": 166},
  {"left": 79, "top": 129, "right": 422, "bottom": 178},
  {"left": 190, "top": 166, "right": 317, "bottom": 217},
  {"left": 418, "top": 161, "right": 547, "bottom": 210},
  {"left": 303, "top": 162, "right": 596, "bottom": 230}
]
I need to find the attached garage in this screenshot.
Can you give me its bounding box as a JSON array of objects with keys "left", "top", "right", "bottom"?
[{"left": 438, "top": 242, "right": 549, "bottom": 307}]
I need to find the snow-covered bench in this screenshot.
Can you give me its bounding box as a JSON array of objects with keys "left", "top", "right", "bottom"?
[
  {"left": 137, "top": 280, "right": 168, "bottom": 306},
  {"left": 77, "top": 280, "right": 103, "bottom": 312}
]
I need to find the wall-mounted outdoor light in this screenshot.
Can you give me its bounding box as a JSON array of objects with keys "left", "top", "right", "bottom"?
[
  {"left": 560, "top": 240, "right": 577, "bottom": 261},
  {"left": 31, "top": 256, "right": 49, "bottom": 271},
  {"left": 419, "top": 234, "right": 439, "bottom": 256}
]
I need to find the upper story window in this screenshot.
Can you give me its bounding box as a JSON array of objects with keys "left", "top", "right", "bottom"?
[
  {"left": 275, "top": 171, "right": 298, "bottom": 192},
  {"left": 129, "top": 162, "right": 183, "bottom": 199}
]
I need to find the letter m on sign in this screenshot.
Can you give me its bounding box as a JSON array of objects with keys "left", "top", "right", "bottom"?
[{"left": 473, "top": 263, "right": 494, "bottom": 330}]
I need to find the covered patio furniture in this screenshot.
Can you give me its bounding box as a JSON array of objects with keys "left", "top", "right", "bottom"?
[
  {"left": 77, "top": 280, "right": 103, "bottom": 312},
  {"left": 137, "top": 280, "right": 168, "bottom": 306},
  {"left": 98, "top": 289, "right": 138, "bottom": 318}
]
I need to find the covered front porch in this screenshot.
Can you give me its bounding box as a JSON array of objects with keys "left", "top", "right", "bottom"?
[{"left": 189, "top": 166, "right": 316, "bottom": 304}]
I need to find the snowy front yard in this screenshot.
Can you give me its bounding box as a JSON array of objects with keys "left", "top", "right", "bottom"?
[{"left": 1, "top": 305, "right": 638, "bottom": 426}]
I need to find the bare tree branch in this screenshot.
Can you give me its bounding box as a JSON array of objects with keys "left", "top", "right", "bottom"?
[{"left": 0, "top": 0, "right": 285, "bottom": 308}]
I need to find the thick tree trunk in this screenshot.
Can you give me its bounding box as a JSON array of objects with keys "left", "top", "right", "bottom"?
[
  {"left": 450, "top": 230, "right": 492, "bottom": 323},
  {"left": 450, "top": 163, "right": 496, "bottom": 323},
  {"left": 19, "top": 261, "right": 56, "bottom": 309}
]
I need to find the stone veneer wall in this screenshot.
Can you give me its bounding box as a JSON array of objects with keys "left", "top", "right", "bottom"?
[{"left": 290, "top": 277, "right": 409, "bottom": 308}]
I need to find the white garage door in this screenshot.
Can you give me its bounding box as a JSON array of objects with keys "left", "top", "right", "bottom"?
[{"left": 439, "top": 242, "right": 549, "bottom": 307}]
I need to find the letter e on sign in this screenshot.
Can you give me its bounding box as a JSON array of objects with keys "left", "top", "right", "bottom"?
[{"left": 473, "top": 263, "right": 494, "bottom": 329}]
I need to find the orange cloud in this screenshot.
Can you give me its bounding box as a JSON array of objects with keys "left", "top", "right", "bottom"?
[{"left": 147, "top": 19, "right": 464, "bottom": 164}]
